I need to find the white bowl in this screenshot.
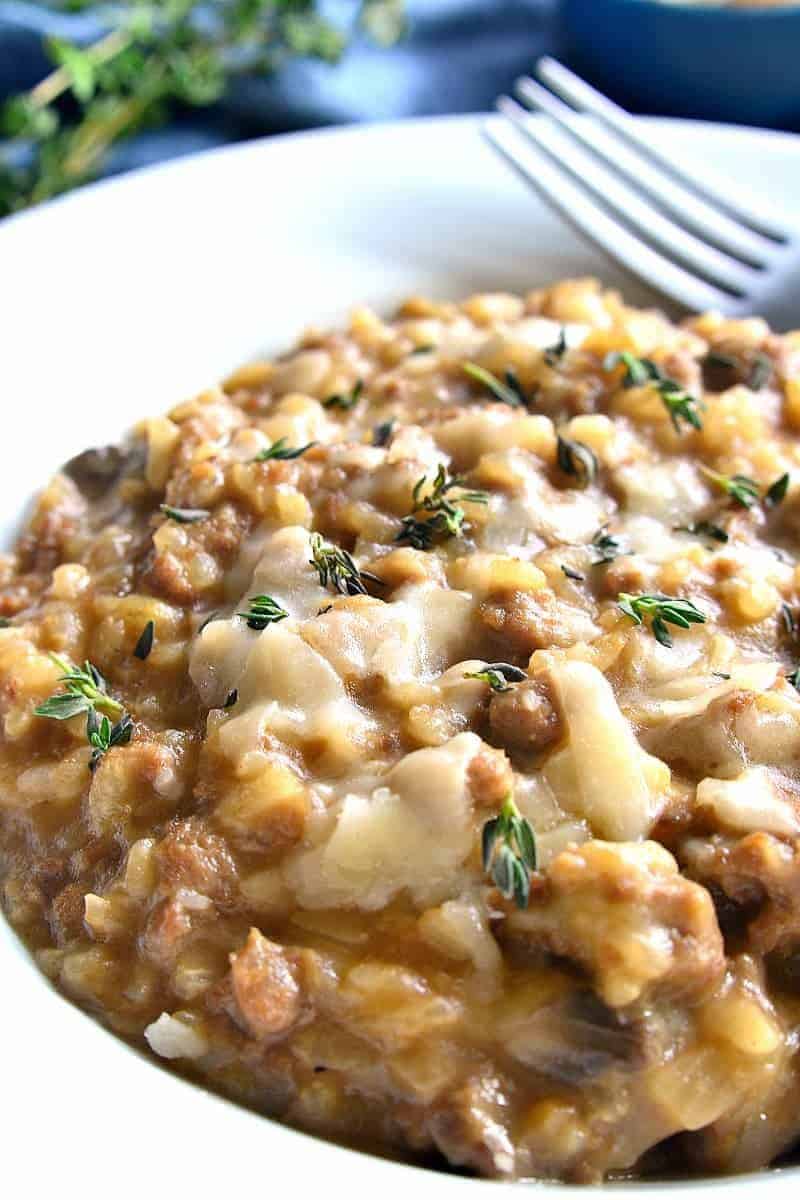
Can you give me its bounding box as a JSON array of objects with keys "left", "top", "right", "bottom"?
[{"left": 1, "top": 114, "right": 799, "bottom": 1198}]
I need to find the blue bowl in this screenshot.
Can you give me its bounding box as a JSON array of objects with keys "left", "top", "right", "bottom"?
[{"left": 561, "top": 0, "right": 800, "bottom": 130}]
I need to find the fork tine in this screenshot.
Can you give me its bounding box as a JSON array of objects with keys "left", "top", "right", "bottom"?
[
  {"left": 536, "top": 57, "right": 791, "bottom": 246},
  {"left": 509, "top": 84, "right": 759, "bottom": 296},
  {"left": 485, "top": 109, "right": 739, "bottom": 317}
]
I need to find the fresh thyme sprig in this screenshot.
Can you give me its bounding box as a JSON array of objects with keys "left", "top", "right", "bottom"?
[
  {"left": 482, "top": 795, "right": 537, "bottom": 910},
  {"left": 556, "top": 435, "right": 597, "bottom": 488},
  {"left": 463, "top": 363, "right": 531, "bottom": 409},
  {"left": 786, "top": 667, "right": 800, "bottom": 691},
  {"left": 604, "top": 351, "right": 703, "bottom": 432},
  {"left": 87, "top": 710, "right": 133, "bottom": 772},
  {"left": 309, "top": 533, "right": 383, "bottom": 596},
  {"left": 237, "top": 594, "right": 289, "bottom": 630},
  {"left": 618, "top": 593, "right": 707, "bottom": 648},
  {"left": 323, "top": 380, "right": 364, "bottom": 411},
  {"left": 35, "top": 654, "right": 132, "bottom": 770},
  {"left": 0, "top": 2, "right": 403, "bottom": 216},
  {"left": 35, "top": 655, "right": 123, "bottom": 721},
  {"left": 700, "top": 467, "right": 760, "bottom": 509},
  {"left": 465, "top": 663, "right": 527, "bottom": 693},
  {"left": 252, "top": 438, "right": 316, "bottom": 462},
  {"left": 397, "top": 465, "right": 489, "bottom": 549}
]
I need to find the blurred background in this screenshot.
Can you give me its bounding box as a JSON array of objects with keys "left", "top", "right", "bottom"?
[{"left": 1, "top": 1, "right": 798, "bottom": 217}]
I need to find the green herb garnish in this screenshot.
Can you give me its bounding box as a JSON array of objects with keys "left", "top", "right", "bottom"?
[
  {"left": 160, "top": 505, "right": 210, "bottom": 524},
  {"left": 237, "top": 594, "right": 289, "bottom": 631},
  {"left": 781, "top": 603, "right": 798, "bottom": 639},
  {"left": 556, "top": 435, "right": 597, "bottom": 488},
  {"left": 701, "top": 467, "right": 760, "bottom": 510},
  {"left": 0, "top": 3, "right": 402, "bottom": 217},
  {"left": 0, "top": 617, "right": 9, "bottom": 628},
  {"left": 465, "top": 663, "right": 527, "bottom": 693},
  {"left": 561, "top": 564, "right": 585, "bottom": 581},
  {"left": 223, "top": 689, "right": 238, "bottom": 709},
  {"left": 133, "top": 620, "right": 155, "bottom": 661},
  {"left": 372, "top": 419, "right": 396, "bottom": 447},
  {"left": 482, "top": 795, "right": 537, "bottom": 910},
  {"left": 786, "top": 667, "right": 800, "bottom": 691},
  {"left": 748, "top": 353, "right": 773, "bottom": 392},
  {"left": 463, "top": 363, "right": 529, "bottom": 409},
  {"left": 409, "top": 343, "right": 435, "bottom": 356},
  {"left": 765, "top": 473, "right": 790, "bottom": 510},
  {"left": 87, "top": 710, "right": 133, "bottom": 773},
  {"left": 309, "top": 533, "right": 383, "bottom": 596},
  {"left": 618, "top": 593, "right": 707, "bottom": 648},
  {"left": 591, "top": 526, "right": 623, "bottom": 565},
  {"left": 397, "top": 465, "right": 489, "bottom": 549},
  {"left": 675, "top": 520, "right": 729, "bottom": 544},
  {"left": 252, "top": 438, "right": 315, "bottom": 462},
  {"left": 35, "top": 655, "right": 123, "bottom": 721},
  {"left": 604, "top": 350, "right": 663, "bottom": 388},
  {"left": 323, "top": 380, "right": 363, "bottom": 411},
  {"left": 543, "top": 329, "right": 567, "bottom": 367},
  {"left": 604, "top": 351, "right": 703, "bottom": 432}
]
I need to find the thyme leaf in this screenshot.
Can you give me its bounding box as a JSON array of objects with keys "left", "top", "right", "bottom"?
[
  {"left": 160, "top": 505, "right": 210, "bottom": 524},
  {"left": 675, "top": 520, "right": 729, "bottom": 545},
  {"left": 618, "top": 593, "right": 707, "bottom": 648},
  {"left": 252, "top": 438, "right": 316, "bottom": 462},
  {"left": 591, "top": 526, "right": 623, "bottom": 565},
  {"left": 133, "top": 619, "right": 155, "bottom": 661},
  {"left": 765, "top": 473, "right": 790, "bottom": 510},
  {"left": 463, "top": 363, "right": 530, "bottom": 409},
  {"left": 482, "top": 794, "right": 537, "bottom": 910},
  {"left": 237, "top": 594, "right": 289, "bottom": 631},
  {"left": 323, "top": 380, "right": 363, "bottom": 411},
  {"left": 604, "top": 351, "right": 703, "bottom": 432},
  {"left": 397, "top": 465, "right": 488, "bottom": 549},
  {"left": 35, "top": 655, "right": 123, "bottom": 720},
  {"left": 556, "top": 435, "right": 597, "bottom": 488},
  {"left": 87, "top": 710, "right": 133, "bottom": 772},
  {"left": 701, "top": 467, "right": 760, "bottom": 509},
  {"left": 465, "top": 663, "right": 527, "bottom": 693},
  {"left": 543, "top": 328, "right": 568, "bottom": 367},
  {"left": 372, "top": 419, "right": 396, "bottom": 447},
  {"left": 561, "top": 564, "right": 585, "bottom": 582},
  {"left": 309, "top": 533, "right": 383, "bottom": 596}
]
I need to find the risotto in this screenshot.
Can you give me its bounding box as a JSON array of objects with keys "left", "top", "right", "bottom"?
[{"left": 3, "top": 279, "right": 800, "bottom": 1182}]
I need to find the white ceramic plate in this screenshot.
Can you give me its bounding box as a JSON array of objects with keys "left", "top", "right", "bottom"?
[{"left": 1, "top": 114, "right": 799, "bottom": 1199}]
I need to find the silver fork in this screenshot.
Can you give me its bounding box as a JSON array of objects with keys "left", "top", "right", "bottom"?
[{"left": 486, "top": 57, "right": 800, "bottom": 331}]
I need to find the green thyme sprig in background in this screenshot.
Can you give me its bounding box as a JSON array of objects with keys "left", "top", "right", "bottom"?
[
  {"left": 618, "top": 593, "right": 707, "bottom": 648},
  {"left": 0, "top": 1, "right": 404, "bottom": 216},
  {"left": 397, "top": 465, "right": 489, "bottom": 549},
  {"left": 482, "top": 794, "right": 537, "bottom": 910}
]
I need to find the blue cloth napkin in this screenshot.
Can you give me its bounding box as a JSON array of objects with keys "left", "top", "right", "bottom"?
[{"left": 0, "top": 0, "right": 559, "bottom": 177}]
